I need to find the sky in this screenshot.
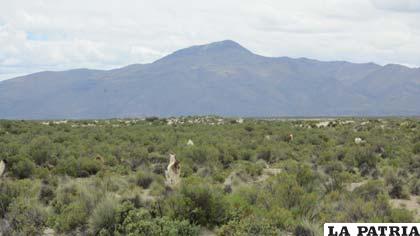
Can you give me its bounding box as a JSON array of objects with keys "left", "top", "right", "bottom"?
[{"left": 1, "top": 0, "right": 420, "bottom": 80}]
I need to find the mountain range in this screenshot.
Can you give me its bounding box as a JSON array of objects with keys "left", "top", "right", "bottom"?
[{"left": 0, "top": 40, "right": 419, "bottom": 119}]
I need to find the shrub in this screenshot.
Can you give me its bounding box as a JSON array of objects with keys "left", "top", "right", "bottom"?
[
  {"left": 12, "top": 157, "right": 36, "bottom": 179},
  {"left": 135, "top": 170, "right": 155, "bottom": 189},
  {"left": 55, "top": 202, "right": 88, "bottom": 232},
  {"left": 165, "top": 179, "right": 229, "bottom": 227},
  {"left": 413, "top": 143, "right": 420, "bottom": 154},
  {"left": 0, "top": 180, "right": 21, "bottom": 217},
  {"left": 39, "top": 182, "right": 55, "bottom": 204},
  {"left": 218, "top": 217, "right": 278, "bottom": 236},
  {"left": 89, "top": 196, "right": 119, "bottom": 235},
  {"left": 256, "top": 149, "right": 272, "bottom": 163},
  {"left": 239, "top": 161, "right": 264, "bottom": 178},
  {"left": 384, "top": 170, "right": 410, "bottom": 199},
  {"left": 6, "top": 197, "right": 47, "bottom": 235},
  {"left": 28, "top": 136, "right": 54, "bottom": 166},
  {"left": 78, "top": 157, "right": 102, "bottom": 177},
  {"left": 353, "top": 180, "right": 386, "bottom": 201},
  {"left": 55, "top": 157, "right": 101, "bottom": 177},
  {"left": 119, "top": 208, "right": 199, "bottom": 236},
  {"left": 410, "top": 179, "right": 420, "bottom": 195},
  {"left": 352, "top": 147, "right": 378, "bottom": 176},
  {"left": 388, "top": 208, "right": 414, "bottom": 222},
  {"left": 265, "top": 207, "right": 295, "bottom": 231}
]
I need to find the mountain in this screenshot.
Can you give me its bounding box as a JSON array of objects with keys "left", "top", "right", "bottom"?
[{"left": 0, "top": 40, "right": 419, "bottom": 119}]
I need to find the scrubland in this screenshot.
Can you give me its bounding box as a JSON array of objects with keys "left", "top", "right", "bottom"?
[{"left": 0, "top": 117, "right": 419, "bottom": 235}]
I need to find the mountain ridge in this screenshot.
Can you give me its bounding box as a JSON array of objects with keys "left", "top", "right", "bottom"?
[{"left": 0, "top": 40, "right": 419, "bottom": 119}]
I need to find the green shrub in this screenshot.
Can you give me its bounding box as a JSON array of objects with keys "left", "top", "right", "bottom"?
[
  {"left": 12, "top": 157, "right": 36, "bottom": 179},
  {"left": 6, "top": 197, "right": 47, "bottom": 235},
  {"left": 28, "top": 136, "right": 54, "bottom": 166},
  {"left": 135, "top": 170, "right": 155, "bottom": 189},
  {"left": 55, "top": 156, "right": 101, "bottom": 177},
  {"left": 119, "top": 207, "right": 199, "bottom": 236},
  {"left": 39, "top": 182, "right": 55, "bottom": 204},
  {"left": 89, "top": 196, "right": 119, "bottom": 235},
  {"left": 384, "top": 170, "right": 410, "bottom": 199},
  {"left": 218, "top": 217, "right": 278, "bottom": 236},
  {"left": 388, "top": 208, "right": 414, "bottom": 222},
  {"left": 413, "top": 143, "right": 420, "bottom": 154},
  {"left": 294, "top": 220, "right": 322, "bottom": 236},
  {"left": 78, "top": 157, "right": 102, "bottom": 177},
  {"left": 55, "top": 202, "right": 88, "bottom": 232},
  {"left": 166, "top": 178, "right": 229, "bottom": 227},
  {"left": 410, "top": 179, "right": 420, "bottom": 195},
  {"left": 353, "top": 180, "right": 386, "bottom": 201},
  {"left": 0, "top": 180, "right": 20, "bottom": 217}
]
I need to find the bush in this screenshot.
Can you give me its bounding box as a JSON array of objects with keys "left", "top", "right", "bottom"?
[
  {"left": 351, "top": 147, "right": 378, "bottom": 176},
  {"left": 384, "top": 170, "right": 410, "bottom": 199},
  {"left": 55, "top": 202, "right": 88, "bottom": 232},
  {"left": 0, "top": 180, "right": 21, "bottom": 217},
  {"left": 413, "top": 143, "right": 420, "bottom": 154},
  {"left": 28, "top": 136, "right": 54, "bottom": 166},
  {"left": 218, "top": 217, "right": 278, "bottom": 236},
  {"left": 89, "top": 196, "right": 119, "bottom": 235},
  {"left": 353, "top": 180, "right": 386, "bottom": 201},
  {"left": 39, "top": 182, "right": 55, "bottom": 204},
  {"left": 165, "top": 178, "right": 229, "bottom": 227},
  {"left": 410, "top": 179, "right": 420, "bottom": 195},
  {"left": 6, "top": 197, "right": 47, "bottom": 235},
  {"left": 388, "top": 208, "right": 414, "bottom": 222},
  {"left": 135, "top": 170, "right": 155, "bottom": 189},
  {"left": 55, "top": 157, "right": 101, "bottom": 177},
  {"left": 119, "top": 208, "right": 199, "bottom": 236},
  {"left": 78, "top": 157, "right": 102, "bottom": 177},
  {"left": 12, "top": 157, "right": 36, "bottom": 179}
]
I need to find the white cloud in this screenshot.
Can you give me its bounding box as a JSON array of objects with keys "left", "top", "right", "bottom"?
[
  {"left": 371, "top": 0, "right": 420, "bottom": 12},
  {"left": 0, "top": 0, "right": 419, "bottom": 80}
]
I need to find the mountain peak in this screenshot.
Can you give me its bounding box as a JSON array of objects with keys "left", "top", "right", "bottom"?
[
  {"left": 160, "top": 40, "right": 252, "bottom": 61},
  {"left": 202, "top": 40, "right": 247, "bottom": 50}
]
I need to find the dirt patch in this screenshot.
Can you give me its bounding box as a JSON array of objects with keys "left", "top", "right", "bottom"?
[
  {"left": 390, "top": 195, "right": 420, "bottom": 220},
  {"left": 346, "top": 181, "right": 367, "bottom": 192},
  {"left": 255, "top": 168, "right": 282, "bottom": 182},
  {"left": 224, "top": 167, "right": 282, "bottom": 192},
  {"left": 200, "top": 227, "right": 216, "bottom": 236}
]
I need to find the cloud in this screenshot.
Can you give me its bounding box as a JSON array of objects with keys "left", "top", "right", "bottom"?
[
  {"left": 0, "top": 0, "right": 420, "bottom": 80},
  {"left": 370, "top": 0, "right": 420, "bottom": 12}
]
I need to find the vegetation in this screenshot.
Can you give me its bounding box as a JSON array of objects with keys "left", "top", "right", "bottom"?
[{"left": 0, "top": 117, "right": 419, "bottom": 235}]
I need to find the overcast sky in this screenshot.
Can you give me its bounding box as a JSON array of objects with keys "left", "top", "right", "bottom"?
[{"left": 1, "top": 0, "right": 420, "bottom": 80}]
